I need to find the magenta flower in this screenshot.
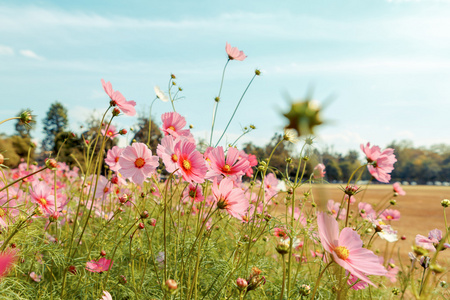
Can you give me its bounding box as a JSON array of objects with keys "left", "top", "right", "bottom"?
[
  {"left": 85, "top": 257, "right": 113, "bottom": 273},
  {"left": 174, "top": 139, "right": 208, "bottom": 184},
  {"left": 29, "top": 182, "right": 56, "bottom": 214},
  {"left": 380, "top": 209, "right": 401, "bottom": 221},
  {"left": 119, "top": 143, "right": 159, "bottom": 185},
  {"left": 105, "top": 146, "right": 124, "bottom": 172},
  {"left": 0, "top": 251, "right": 16, "bottom": 278},
  {"left": 101, "top": 124, "right": 117, "bottom": 140},
  {"left": 30, "top": 272, "right": 42, "bottom": 282},
  {"left": 225, "top": 42, "right": 247, "bottom": 61},
  {"left": 101, "top": 79, "right": 136, "bottom": 116},
  {"left": 416, "top": 229, "right": 450, "bottom": 252},
  {"left": 392, "top": 182, "right": 406, "bottom": 196},
  {"left": 360, "top": 143, "right": 397, "bottom": 183},
  {"left": 208, "top": 147, "right": 249, "bottom": 178},
  {"left": 317, "top": 212, "right": 387, "bottom": 286},
  {"left": 212, "top": 178, "right": 249, "bottom": 220},
  {"left": 183, "top": 184, "right": 204, "bottom": 203}
]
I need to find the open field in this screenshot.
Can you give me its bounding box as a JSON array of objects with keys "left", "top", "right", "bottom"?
[{"left": 311, "top": 184, "right": 450, "bottom": 264}]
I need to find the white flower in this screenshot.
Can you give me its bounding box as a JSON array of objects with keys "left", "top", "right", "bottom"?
[{"left": 154, "top": 86, "right": 169, "bottom": 102}]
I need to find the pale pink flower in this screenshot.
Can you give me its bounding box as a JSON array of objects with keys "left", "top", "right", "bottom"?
[
  {"left": 29, "top": 182, "right": 56, "bottom": 214},
  {"left": 208, "top": 147, "right": 249, "bottom": 178},
  {"left": 392, "top": 182, "right": 406, "bottom": 196},
  {"left": 84, "top": 175, "right": 112, "bottom": 199},
  {"left": 161, "top": 112, "right": 191, "bottom": 138},
  {"left": 86, "top": 258, "right": 113, "bottom": 273},
  {"left": 358, "top": 202, "right": 376, "bottom": 220},
  {"left": 238, "top": 150, "right": 257, "bottom": 178},
  {"left": 313, "top": 163, "right": 326, "bottom": 179},
  {"left": 416, "top": 229, "right": 450, "bottom": 252},
  {"left": 212, "top": 178, "right": 249, "bottom": 220},
  {"left": 360, "top": 143, "right": 396, "bottom": 183},
  {"left": 101, "top": 79, "right": 136, "bottom": 116},
  {"left": 30, "top": 271, "right": 42, "bottom": 282},
  {"left": 327, "top": 199, "right": 346, "bottom": 220},
  {"left": 174, "top": 139, "right": 208, "bottom": 184},
  {"left": 100, "top": 291, "right": 112, "bottom": 300},
  {"left": 105, "top": 146, "right": 124, "bottom": 172},
  {"left": 380, "top": 209, "right": 401, "bottom": 221},
  {"left": 157, "top": 136, "right": 178, "bottom": 173},
  {"left": 317, "top": 212, "right": 387, "bottom": 286},
  {"left": 225, "top": 42, "right": 247, "bottom": 61},
  {"left": 101, "top": 124, "right": 117, "bottom": 140},
  {"left": 347, "top": 273, "right": 368, "bottom": 290},
  {"left": 119, "top": 143, "right": 159, "bottom": 185},
  {"left": 367, "top": 216, "right": 398, "bottom": 242}
]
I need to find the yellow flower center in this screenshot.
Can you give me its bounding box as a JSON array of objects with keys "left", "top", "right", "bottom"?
[
  {"left": 171, "top": 154, "right": 178, "bottom": 162},
  {"left": 223, "top": 164, "right": 231, "bottom": 173},
  {"left": 334, "top": 246, "right": 350, "bottom": 260},
  {"left": 40, "top": 198, "right": 47, "bottom": 206},
  {"left": 168, "top": 126, "right": 175, "bottom": 131},
  {"left": 183, "top": 160, "right": 191, "bottom": 170},
  {"left": 0, "top": 208, "right": 5, "bottom": 217},
  {"left": 135, "top": 157, "right": 145, "bottom": 168},
  {"left": 386, "top": 215, "right": 393, "bottom": 220},
  {"left": 108, "top": 131, "right": 113, "bottom": 136}
]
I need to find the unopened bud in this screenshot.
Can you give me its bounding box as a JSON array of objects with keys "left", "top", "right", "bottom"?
[
  {"left": 100, "top": 250, "right": 106, "bottom": 257},
  {"left": 275, "top": 240, "right": 290, "bottom": 255},
  {"left": 214, "top": 97, "right": 220, "bottom": 103},
  {"left": 140, "top": 211, "right": 149, "bottom": 219},
  {"left": 441, "top": 199, "right": 450, "bottom": 208},
  {"left": 389, "top": 199, "right": 396, "bottom": 206},
  {"left": 171, "top": 74, "right": 176, "bottom": 79},
  {"left": 236, "top": 278, "right": 248, "bottom": 290},
  {"left": 165, "top": 279, "right": 178, "bottom": 293},
  {"left": 119, "top": 129, "right": 127, "bottom": 135},
  {"left": 299, "top": 284, "right": 311, "bottom": 296},
  {"left": 119, "top": 274, "right": 127, "bottom": 284},
  {"left": 112, "top": 107, "right": 120, "bottom": 116},
  {"left": 138, "top": 222, "right": 145, "bottom": 229},
  {"left": 45, "top": 158, "right": 58, "bottom": 170}
]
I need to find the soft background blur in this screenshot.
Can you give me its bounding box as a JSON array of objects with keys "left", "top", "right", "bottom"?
[{"left": 1, "top": 0, "right": 449, "bottom": 153}]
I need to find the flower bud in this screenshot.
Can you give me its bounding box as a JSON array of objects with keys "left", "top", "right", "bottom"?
[
  {"left": 171, "top": 74, "right": 176, "bottom": 79},
  {"left": 68, "top": 265, "right": 77, "bottom": 275},
  {"left": 165, "top": 279, "right": 178, "bottom": 293},
  {"left": 34, "top": 206, "right": 44, "bottom": 216},
  {"left": 401, "top": 235, "right": 406, "bottom": 240},
  {"left": 392, "top": 288, "right": 399, "bottom": 295},
  {"left": 138, "top": 222, "right": 145, "bottom": 230},
  {"left": 299, "top": 284, "right": 311, "bottom": 296},
  {"left": 214, "top": 96, "right": 220, "bottom": 103},
  {"left": 45, "top": 158, "right": 58, "bottom": 170},
  {"left": 236, "top": 277, "right": 248, "bottom": 290},
  {"left": 389, "top": 199, "right": 396, "bottom": 206},
  {"left": 140, "top": 211, "right": 149, "bottom": 219},
  {"left": 255, "top": 69, "right": 261, "bottom": 76},
  {"left": 441, "top": 199, "right": 450, "bottom": 208},
  {"left": 100, "top": 250, "right": 106, "bottom": 257},
  {"left": 112, "top": 107, "right": 120, "bottom": 116},
  {"left": 49, "top": 211, "right": 60, "bottom": 222},
  {"left": 275, "top": 240, "right": 290, "bottom": 255},
  {"left": 119, "top": 274, "right": 127, "bottom": 284},
  {"left": 250, "top": 125, "right": 256, "bottom": 129},
  {"left": 111, "top": 176, "right": 119, "bottom": 184}
]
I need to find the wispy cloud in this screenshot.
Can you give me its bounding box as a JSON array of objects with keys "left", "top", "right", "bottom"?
[
  {"left": 19, "top": 49, "right": 44, "bottom": 60},
  {"left": 0, "top": 45, "right": 14, "bottom": 55}
]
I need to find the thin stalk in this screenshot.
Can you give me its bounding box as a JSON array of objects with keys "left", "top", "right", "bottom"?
[
  {"left": 209, "top": 59, "right": 230, "bottom": 146},
  {"left": 215, "top": 73, "right": 257, "bottom": 147},
  {"left": 0, "top": 166, "right": 48, "bottom": 193},
  {"left": 0, "top": 117, "right": 20, "bottom": 126}
]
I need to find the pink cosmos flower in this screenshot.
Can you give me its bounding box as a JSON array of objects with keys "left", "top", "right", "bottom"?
[
  {"left": 273, "top": 227, "right": 288, "bottom": 238},
  {"left": 29, "top": 181, "right": 56, "bottom": 214},
  {"left": 380, "top": 209, "right": 400, "bottom": 221},
  {"left": 183, "top": 184, "right": 204, "bottom": 203},
  {"left": 212, "top": 178, "right": 249, "bottom": 220},
  {"left": 416, "top": 229, "right": 450, "bottom": 252},
  {"left": 313, "top": 163, "right": 326, "bottom": 179},
  {"left": 358, "top": 202, "right": 376, "bottom": 220},
  {"left": 367, "top": 215, "right": 398, "bottom": 242},
  {"left": 225, "top": 42, "right": 247, "bottom": 61},
  {"left": 360, "top": 143, "right": 397, "bottom": 183},
  {"left": 101, "top": 124, "right": 117, "bottom": 140},
  {"left": 327, "top": 199, "right": 346, "bottom": 220},
  {"left": 174, "top": 139, "right": 208, "bottom": 184},
  {"left": 86, "top": 257, "right": 113, "bottom": 273},
  {"left": 317, "top": 212, "right": 387, "bottom": 286},
  {"left": 105, "top": 146, "right": 124, "bottom": 172},
  {"left": 157, "top": 136, "right": 178, "bottom": 173},
  {"left": 161, "top": 112, "right": 191, "bottom": 138},
  {"left": 392, "top": 182, "right": 406, "bottom": 196},
  {"left": 0, "top": 251, "right": 16, "bottom": 278},
  {"left": 119, "top": 143, "right": 159, "bottom": 185},
  {"left": 101, "top": 79, "right": 136, "bottom": 116},
  {"left": 238, "top": 150, "right": 257, "bottom": 178},
  {"left": 208, "top": 147, "right": 250, "bottom": 178},
  {"left": 100, "top": 291, "right": 113, "bottom": 300},
  {"left": 30, "top": 272, "right": 42, "bottom": 282}
]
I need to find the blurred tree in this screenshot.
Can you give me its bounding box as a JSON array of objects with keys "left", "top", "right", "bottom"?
[
  {"left": 0, "top": 135, "right": 35, "bottom": 167},
  {"left": 42, "top": 102, "right": 69, "bottom": 153},
  {"left": 133, "top": 116, "right": 163, "bottom": 153}
]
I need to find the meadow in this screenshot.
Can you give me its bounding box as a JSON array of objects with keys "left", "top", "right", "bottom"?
[{"left": 0, "top": 43, "right": 449, "bottom": 300}]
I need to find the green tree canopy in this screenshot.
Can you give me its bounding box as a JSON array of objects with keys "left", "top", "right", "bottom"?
[{"left": 42, "top": 102, "right": 69, "bottom": 153}]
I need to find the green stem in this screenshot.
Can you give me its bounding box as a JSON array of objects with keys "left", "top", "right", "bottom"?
[
  {"left": 310, "top": 261, "right": 333, "bottom": 300},
  {"left": 215, "top": 73, "right": 257, "bottom": 147},
  {"left": 0, "top": 117, "right": 20, "bottom": 126},
  {"left": 279, "top": 254, "right": 286, "bottom": 300},
  {"left": 209, "top": 59, "right": 230, "bottom": 146},
  {"left": 0, "top": 166, "right": 48, "bottom": 193},
  {"left": 147, "top": 98, "right": 158, "bottom": 147}
]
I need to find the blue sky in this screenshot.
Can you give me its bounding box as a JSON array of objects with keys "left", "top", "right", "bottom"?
[{"left": 1, "top": 0, "right": 450, "bottom": 154}]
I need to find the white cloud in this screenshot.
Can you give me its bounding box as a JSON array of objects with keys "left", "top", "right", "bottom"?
[
  {"left": 19, "top": 49, "right": 44, "bottom": 60},
  {"left": 0, "top": 45, "right": 13, "bottom": 55}
]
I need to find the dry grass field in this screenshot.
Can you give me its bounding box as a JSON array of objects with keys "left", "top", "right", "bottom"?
[{"left": 309, "top": 184, "right": 450, "bottom": 265}]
